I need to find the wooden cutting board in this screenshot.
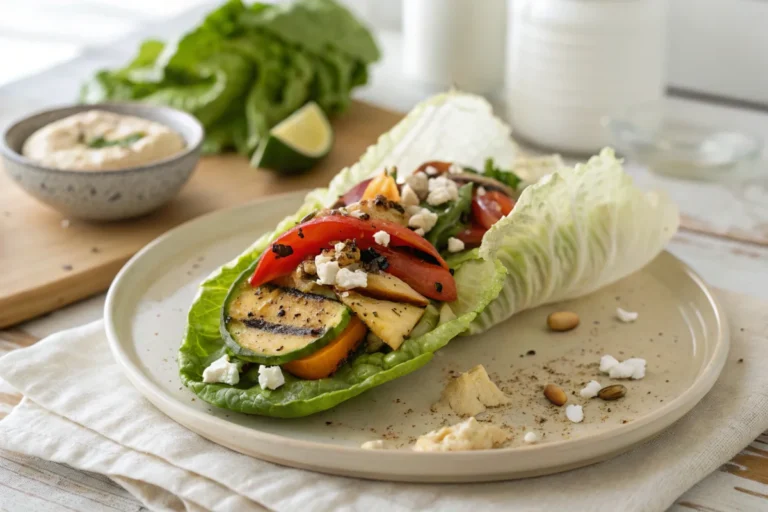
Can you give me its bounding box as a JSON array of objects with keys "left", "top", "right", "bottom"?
[{"left": 0, "top": 101, "right": 401, "bottom": 328}]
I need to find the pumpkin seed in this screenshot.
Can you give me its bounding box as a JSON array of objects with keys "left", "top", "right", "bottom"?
[{"left": 598, "top": 384, "right": 627, "bottom": 401}]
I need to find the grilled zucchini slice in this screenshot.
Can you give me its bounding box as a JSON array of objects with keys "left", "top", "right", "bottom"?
[{"left": 221, "top": 261, "right": 350, "bottom": 365}]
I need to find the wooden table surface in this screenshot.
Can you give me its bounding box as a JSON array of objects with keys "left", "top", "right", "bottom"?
[{"left": 2, "top": 5, "right": 768, "bottom": 512}]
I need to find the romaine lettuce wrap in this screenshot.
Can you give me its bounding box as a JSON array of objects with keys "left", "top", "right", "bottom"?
[{"left": 178, "top": 92, "right": 678, "bottom": 417}]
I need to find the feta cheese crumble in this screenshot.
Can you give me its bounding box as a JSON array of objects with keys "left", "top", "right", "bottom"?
[
  {"left": 315, "top": 254, "right": 340, "bottom": 285},
  {"left": 405, "top": 205, "right": 422, "bottom": 216},
  {"left": 616, "top": 307, "right": 639, "bottom": 323},
  {"left": 448, "top": 163, "right": 464, "bottom": 174},
  {"left": 579, "top": 380, "right": 602, "bottom": 399},
  {"left": 414, "top": 228, "right": 425, "bottom": 236},
  {"left": 202, "top": 354, "right": 240, "bottom": 385},
  {"left": 425, "top": 165, "right": 439, "bottom": 176},
  {"left": 523, "top": 431, "right": 540, "bottom": 444},
  {"left": 408, "top": 207, "right": 438, "bottom": 233},
  {"left": 600, "top": 355, "right": 646, "bottom": 380},
  {"left": 476, "top": 186, "right": 487, "bottom": 196},
  {"left": 566, "top": 404, "right": 584, "bottom": 423},
  {"left": 447, "top": 237, "right": 465, "bottom": 253},
  {"left": 426, "top": 175, "right": 459, "bottom": 206},
  {"left": 335, "top": 268, "right": 368, "bottom": 290},
  {"left": 258, "top": 365, "right": 285, "bottom": 390},
  {"left": 361, "top": 440, "right": 387, "bottom": 450},
  {"left": 434, "top": 365, "right": 510, "bottom": 417},
  {"left": 599, "top": 355, "right": 620, "bottom": 373},
  {"left": 608, "top": 362, "right": 636, "bottom": 379},
  {"left": 414, "top": 417, "right": 509, "bottom": 452},
  {"left": 405, "top": 172, "right": 429, "bottom": 198},
  {"left": 373, "top": 230, "right": 390, "bottom": 247},
  {"left": 400, "top": 184, "right": 420, "bottom": 206},
  {"left": 334, "top": 241, "right": 347, "bottom": 253}
]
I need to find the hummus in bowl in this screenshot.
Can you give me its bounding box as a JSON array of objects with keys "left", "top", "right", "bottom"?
[
  {"left": 1, "top": 102, "right": 203, "bottom": 221},
  {"left": 22, "top": 110, "right": 186, "bottom": 171}
]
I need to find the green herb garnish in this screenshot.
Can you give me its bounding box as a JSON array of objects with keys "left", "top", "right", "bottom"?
[
  {"left": 463, "top": 158, "right": 522, "bottom": 190},
  {"left": 86, "top": 132, "right": 146, "bottom": 149},
  {"left": 424, "top": 182, "right": 474, "bottom": 250}
]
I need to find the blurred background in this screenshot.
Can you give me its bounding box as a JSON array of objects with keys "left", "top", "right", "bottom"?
[
  {"left": 1, "top": 0, "right": 766, "bottom": 105},
  {"left": 3, "top": 0, "right": 767, "bottom": 164}
]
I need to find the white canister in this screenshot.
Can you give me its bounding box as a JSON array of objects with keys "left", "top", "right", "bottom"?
[
  {"left": 403, "top": 0, "right": 507, "bottom": 95},
  {"left": 506, "top": 0, "right": 667, "bottom": 154}
]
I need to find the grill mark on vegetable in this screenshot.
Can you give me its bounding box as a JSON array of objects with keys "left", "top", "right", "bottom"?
[
  {"left": 274, "top": 286, "right": 340, "bottom": 302},
  {"left": 243, "top": 318, "right": 325, "bottom": 337},
  {"left": 297, "top": 228, "right": 304, "bottom": 239},
  {"left": 435, "top": 282, "right": 443, "bottom": 293},
  {"left": 271, "top": 244, "right": 294, "bottom": 258}
]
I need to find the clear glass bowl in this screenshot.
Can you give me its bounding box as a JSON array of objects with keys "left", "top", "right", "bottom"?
[{"left": 604, "top": 102, "right": 763, "bottom": 181}]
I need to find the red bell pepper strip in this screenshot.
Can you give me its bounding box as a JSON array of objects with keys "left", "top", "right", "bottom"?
[
  {"left": 374, "top": 246, "right": 457, "bottom": 301},
  {"left": 249, "top": 215, "right": 450, "bottom": 288}
]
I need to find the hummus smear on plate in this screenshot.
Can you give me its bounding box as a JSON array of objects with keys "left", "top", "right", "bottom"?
[{"left": 22, "top": 110, "right": 185, "bottom": 171}]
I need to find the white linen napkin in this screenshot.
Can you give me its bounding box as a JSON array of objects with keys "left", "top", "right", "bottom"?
[{"left": 1, "top": 289, "right": 767, "bottom": 512}]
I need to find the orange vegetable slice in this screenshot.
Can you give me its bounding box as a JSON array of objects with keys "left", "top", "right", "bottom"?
[
  {"left": 282, "top": 316, "right": 367, "bottom": 380},
  {"left": 361, "top": 172, "right": 400, "bottom": 202}
]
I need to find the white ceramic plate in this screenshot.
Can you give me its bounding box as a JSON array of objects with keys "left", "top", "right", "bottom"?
[{"left": 105, "top": 191, "right": 729, "bottom": 483}]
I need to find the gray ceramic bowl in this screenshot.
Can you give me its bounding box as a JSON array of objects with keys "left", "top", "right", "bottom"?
[{"left": 0, "top": 102, "right": 203, "bottom": 221}]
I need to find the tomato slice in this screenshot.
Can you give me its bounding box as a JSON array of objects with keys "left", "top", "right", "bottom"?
[
  {"left": 249, "top": 216, "right": 450, "bottom": 288},
  {"left": 456, "top": 223, "right": 487, "bottom": 247},
  {"left": 472, "top": 190, "right": 516, "bottom": 230},
  {"left": 487, "top": 190, "right": 515, "bottom": 215},
  {"left": 375, "top": 246, "right": 457, "bottom": 301}
]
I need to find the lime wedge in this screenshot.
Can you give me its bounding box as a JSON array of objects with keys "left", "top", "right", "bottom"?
[{"left": 251, "top": 102, "right": 333, "bottom": 173}]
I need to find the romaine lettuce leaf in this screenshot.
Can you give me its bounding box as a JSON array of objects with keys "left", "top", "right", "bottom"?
[
  {"left": 81, "top": 0, "right": 378, "bottom": 159},
  {"left": 80, "top": 40, "right": 166, "bottom": 104},
  {"left": 143, "top": 53, "right": 253, "bottom": 127},
  {"left": 239, "top": 0, "right": 380, "bottom": 64},
  {"left": 306, "top": 92, "right": 520, "bottom": 207},
  {"left": 463, "top": 148, "right": 679, "bottom": 334}
]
